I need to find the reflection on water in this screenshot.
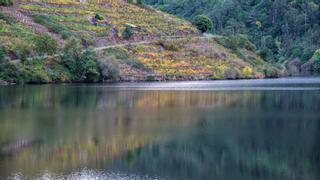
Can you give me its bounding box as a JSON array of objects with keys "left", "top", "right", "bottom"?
[{"left": 0, "top": 78, "right": 320, "bottom": 179}]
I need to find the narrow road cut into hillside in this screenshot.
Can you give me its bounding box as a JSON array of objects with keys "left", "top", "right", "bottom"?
[{"left": 11, "top": 35, "right": 216, "bottom": 64}]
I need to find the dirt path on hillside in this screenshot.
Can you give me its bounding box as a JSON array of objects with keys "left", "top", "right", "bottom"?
[
  {"left": 1, "top": 7, "right": 64, "bottom": 46},
  {"left": 11, "top": 35, "right": 213, "bottom": 63}
]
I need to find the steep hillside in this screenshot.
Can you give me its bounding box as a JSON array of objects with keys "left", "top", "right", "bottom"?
[
  {"left": 0, "top": 0, "right": 283, "bottom": 84},
  {"left": 146, "top": 0, "right": 320, "bottom": 74},
  {"left": 108, "top": 37, "right": 284, "bottom": 81}
]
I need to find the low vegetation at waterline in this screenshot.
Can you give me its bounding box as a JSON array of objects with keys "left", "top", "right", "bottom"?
[{"left": 0, "top": 35, "right": 285, "bottom": 84}]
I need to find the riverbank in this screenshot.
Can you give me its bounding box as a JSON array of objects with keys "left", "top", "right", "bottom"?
[{"left": 0, "top": 37, "right": 286, "bottom": 85}]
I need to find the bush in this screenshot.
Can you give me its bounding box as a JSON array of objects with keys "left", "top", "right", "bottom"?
[
  {"left": 263, "top": 66, "right": 278, "bottom": 78},
  {"left": 19, "top": 59, "right": 51, "bottom": 83},
  {"left": 122, "top": 25, "right": 134, "bottom": 39},
  {"left": 0, "top": 46, "right": 6, "bottom": 62},
  {"left": 217, "top": 36, "right": 238, "bottom": 50},
  {"left": 211, "top": 67, "right": 225, "bottom": 80},
  {"left": 11, "top": 39, "right": 33, "bottom": 61},
  {"left": 81, "top": 48, "right": 100, "bottom": 82},
  {"left": 224, "top": 67, "right": 240, "bottom": 79},
  {"left": 0, "top": 0, "right": 13, "bottom": 6},
  {"left": 0, "top": 62, "right": 22, "bottom": 82},
  {"left": 301, "top": 48, "right": 314, "bottom": 62},
  {"left": 61, "top": 38, "right": 100, "bottom": 82},
  {"left": 33, "top": 34, "right": 58, "bottom": 55},
  {"left": 237, "top": 35, "right": 255, "bottom": 51},
  {"left": 241, "top": 66, "right": 253, "bottom": 78},
  {"left": 99, "top": 57, "right": 120, "bottom": 81},
  {"left": 192, "top": 15, "right": 213, "bottom": 33},
  {"left": 313, "top": 49, "right": 320, "bottom": 73},
  {"left": 258, "top": 48, "right": 275, "bottom": 62},
  {"left": 147, "top": 75, "right": 155, "bottom": 81},
  {"left": 95, "top": 13, "right": 105, "bottom": 21}
]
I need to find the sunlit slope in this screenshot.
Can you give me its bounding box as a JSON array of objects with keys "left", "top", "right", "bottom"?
[
  {"left": 16, "top": 0, "right": 198, "bottom": 44},
  {"left": 106, "top": 37, "right": 284, "bottom": 80}
]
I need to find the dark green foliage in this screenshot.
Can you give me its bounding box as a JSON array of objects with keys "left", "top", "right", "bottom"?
[
  {"left": 13, "top": 40, "right": 32, "bottom": 61},
  {"left": 136, "top": 0, "right": 145, "bottom": 5},
  {"left": 95, "top": 13, "right": 105, "bottom": 20},
  {"left": 122, "top": 25, "right": 134, "bottom": 39},
  {"left": 33, "top": 34, "right": 58, "bottom": 55},
  {"left": 81, "top": 48, "right": 100, "bottom": 82},
  {"left": 216, "top": 35, "right": 255, "bottom": 52},
  {"left": 19, "top": 59, "right": 51, "bottom": 83},
  {"left": 217, "top": 36, "right": 238, "bottom": 50},
  {"left": 259, "top": 48, "right": 274, "bottom": 62},
  {"left": 146, "top": 0, "right": 320, "bottom": 62},
  {"left": 313, "top": 49, "right": 320, "bottom": 73},
  {"left": 192, "top": 15, "right": 213, "bottom": 33},
  {"left": 61, "top": 38, "right": 100, "bottom": 82},
  {"left": 147, "top": 75, "right": 155, "bottom": 81},
  {"left": 0, "top": 0, "right": 13, "bottom": 6},
  {"left": 31, "top": 15, "right": 72, "bottom": 39},
  {"left": 0, "top": 46, "right": 6, "bottom": 62},
  {"left": 263, "top": 66, "right": 279, "bottom": 78},
  {"left": 301, "top": 48, "right": 314, "bottom": 62},
  {"left": 0, "top": 63, "right": 22, "bottom": 82}
]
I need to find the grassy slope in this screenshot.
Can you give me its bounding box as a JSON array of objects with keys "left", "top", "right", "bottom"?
[{"left": 0, "top": 0, "right": 283, "bottom": 83}]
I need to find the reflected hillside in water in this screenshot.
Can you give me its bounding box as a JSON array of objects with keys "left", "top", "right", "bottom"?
[{"left": 0, "top": 81, "right": 319, "bottom": 179}]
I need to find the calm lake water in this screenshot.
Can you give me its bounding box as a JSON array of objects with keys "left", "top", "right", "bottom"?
[{"left": 0, "top": 77, "right": 320, "bottom": 180}]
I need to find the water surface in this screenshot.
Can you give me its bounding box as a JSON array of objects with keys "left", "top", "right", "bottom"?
[{"left": 0, "top": 77, "right": 319, "bottom": 180}]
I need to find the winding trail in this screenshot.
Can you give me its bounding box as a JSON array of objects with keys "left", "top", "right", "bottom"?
[{"left": 11, "top": 35, "right": 214, "bottom": 64}]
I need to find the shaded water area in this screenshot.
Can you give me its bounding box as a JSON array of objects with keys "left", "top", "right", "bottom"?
[{"left": 0, "top": 77, "right": 320, "bottom": 180}]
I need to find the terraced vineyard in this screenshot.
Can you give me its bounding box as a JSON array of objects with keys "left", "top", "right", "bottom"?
[
  {"left": 106, "top": 37, "right": 283, "bottom": 81},
  {"left": 17, "top": 0, "right": 198, "bottom": 44}
]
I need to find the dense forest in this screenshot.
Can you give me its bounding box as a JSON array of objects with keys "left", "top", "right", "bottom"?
[{"left": 146, "top": 0, "right": 320, "bottom": 72}]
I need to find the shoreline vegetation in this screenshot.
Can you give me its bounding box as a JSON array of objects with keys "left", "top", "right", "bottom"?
[{"left": 0, "top": 0, "right": 318, "bottom": 85}]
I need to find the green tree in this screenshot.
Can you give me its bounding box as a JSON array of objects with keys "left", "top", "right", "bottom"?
[
  {"left": 313, "top": 49, "right": 320, "bottom": 73},
  {"left": 95, "top": 13, "right": 105, "bottom": 20},
  {"left": 61, "top": 38, "right": 100, "bottom": 82},
  {"left": 34, "top": 34, "right": 58, "bottom": 55},
  {"left": 192, "top": 15, "right": 213, "bottom": 33},
  {"left": 0, "top": 0, "right": 13, "bottom": 6},
  {"left": 122, "top": 25, "right": 134, "bottom": 39}
]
